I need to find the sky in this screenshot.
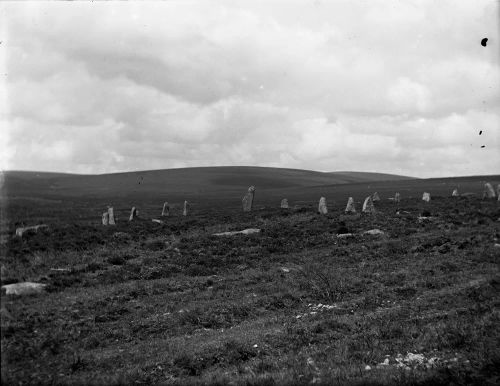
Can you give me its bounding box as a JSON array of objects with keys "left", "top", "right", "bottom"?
[{"left": 1, "top": 0, "right": 499, "bottom": 178}]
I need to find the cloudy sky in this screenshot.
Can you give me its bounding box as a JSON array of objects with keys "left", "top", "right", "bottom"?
[{"left": 1, "top": 1, "right": 499, "bottom": 177}]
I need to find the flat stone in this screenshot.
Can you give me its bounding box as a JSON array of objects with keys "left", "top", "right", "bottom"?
[
  {"left": 213, "top": 228, "right": 261, "bottom": 236},
  {"left": 2, "top": 282, "right": 46, "bottom": 296}
]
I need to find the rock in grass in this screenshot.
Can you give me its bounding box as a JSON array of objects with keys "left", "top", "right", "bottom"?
[
  {"left": 129, "top": 207, "right": 138, "bottom": 221},
  {"left": 108, "top": 207, "right": 116, "bottom": 225},
  {"left": 183, "top": 200, "right": 188, "bottom": 216},
  {"left": 152, "top": 219, "right": 164, "bottom": 224},
  {"left": 394, "top": 192, "right": 401, "bottom": 203},
  {"left": 483, "top": 182, "right": 496, "bottom": 199},
  {"left": 1, "top": 282, "right": 46, "bottom": 296},
  {"left": 364, "top": 229, "right": 385, "bottom": 236},
  {"left": 372, "top": 192, "right": 380, "bottom": 201},
  {"left": 213, "top": 228, "right": 261, "bottom": 236},
  {"left": 161, "top": 202, "right": 170, "bottom": 216},
  {"left": 318, "top": 197, "right": 328, "bottom": 214},
  {"left": 422, "top": 192, "right": 431, "bottom": 202},
  {"left": 497, "top": 184, "right": 500, "bottom": 200},
  {"left": 345, "top": 197, "right": 356, "bottom": 213},
  {"left": 242, "top": 186, "right": 255, "bottom": 212},
  {"left": 452, "top": 189, "right": 459, "bottom": 197},
  {"left": 362, "top": 196, "right": 375, "bottom": 213},
  {"left": 102, "top": 212, "right": 109, "bottom": 225},
  {"left": 280, "top": 198, "right": 289, "bottom": 209},
  {"left": 15, "top": 224, "right": 48, "bottom": 237}
]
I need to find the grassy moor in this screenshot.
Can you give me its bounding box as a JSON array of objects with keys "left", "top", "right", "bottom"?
[{"left": 1, "top": 167, "right": 500, "bottom": 385}]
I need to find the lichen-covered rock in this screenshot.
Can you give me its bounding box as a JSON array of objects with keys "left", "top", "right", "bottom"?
[
  {"left": 452, "top": 189, "right": 459, "bottom": 197},
  {"left": 280, "top": 198, "right": 289, "bottom": 209},
  {"left": 102, "top": 212, "right": 109, "bottom": 225},
  {"left": 483, "top": 183, "right": 496, "bottom": 199},
  {"left": 108, "top": 207, "right": 116, "bottom": 225},
  {"left": 422, "top": 192, "right": 431, "bottom": 202},
  {"left": 162, "top": 202, "right": 170, "bottom": 216}
]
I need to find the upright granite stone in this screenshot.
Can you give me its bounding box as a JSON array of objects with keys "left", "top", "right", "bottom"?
[
  {"left": 345, "top": 197, "right": 356, "bottom": 213},
  {"left": 483, "top": 183, "right": 496, "bottom": 199},
  {"left": 497, "top": 184, "right": 500, "bottom": 201},
  {"left": 102, "top": 212, "right": 109, "bottom": 225},
  {"left": 183, "top": 200, "right": 188, "bottom": 216},
  {"left": 129, "top": 207, "right": 138, "bottom": 221},
  {"left": 318, "top": 197, "right": 328, "bottom": 214},
  {"left": 161, "top": 202, "right": 170, "bottom": 216},
  {"left": 280, "top": 199, "right": 289, "bottom": 209},
  {"left": 422, "top": 192, "right": 431, "bottom": 202},
  {"left": 452, "top": 189, "right": 459, "bottom": 197},
  {"left": 394, "top": 192, "right": 401, "bottom": 203},
  {"left": 372, "top": 192, "right": 380, "bottom": 201},
  {"left": 242, "top": 186, "right": 255, "bottom": 212},
  {"left": 362, "top": 196, "right": 375, "bottom": 213},
  {"left": 108, "top": 207, "right": 116, "bottom": 225}
]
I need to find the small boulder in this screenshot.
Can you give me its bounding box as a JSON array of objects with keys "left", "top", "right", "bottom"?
[
  {"left": 15, "top": 224, "right": 48, "bottom": 237},
  {"left": 372, "top": 192, "right": 380, "bottom": 201},
  {"left": 280, "top": 198, "right": 289, "bottom": 209},
  {"left": 102, "top": 212, "right": 109, "bottom": 225},
  {"left": 152, "top": 219, "right": 164, "bottom": 224},
  {"left": 422, "top": 192, "right": 431, "bottom": 202},
  {"left": 394, "top": 192, "right": 401, "bottom": 203},
  {"left": 363, "top": 229, "right": 385, "bottom": 236},
  {"left": 452, "top": 189, "right": 459, "bottom": 197}
]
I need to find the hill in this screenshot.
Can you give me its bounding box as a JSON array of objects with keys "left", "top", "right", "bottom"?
[{"left": 3, "top": 167, "right": 413, "bottom": 198}]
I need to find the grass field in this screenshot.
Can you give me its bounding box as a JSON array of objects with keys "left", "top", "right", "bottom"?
[{"left": 1, "top": 169, "right": 500, "bottom": 385}]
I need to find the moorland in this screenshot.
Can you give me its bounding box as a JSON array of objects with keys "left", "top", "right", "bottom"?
[{"left": 1, "top": 167, "right": 499, "bottom": 385}]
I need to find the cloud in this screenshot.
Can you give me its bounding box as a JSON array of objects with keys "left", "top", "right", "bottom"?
[{"left": 2, "top": 0, "right": 499, "bottom": 177}]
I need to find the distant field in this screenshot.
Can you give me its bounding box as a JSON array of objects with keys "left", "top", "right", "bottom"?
[{"left": 1, "top": 169, "right": 500, "bottom": 385}]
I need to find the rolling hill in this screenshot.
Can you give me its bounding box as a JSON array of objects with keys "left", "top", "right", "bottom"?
[{"left": 3, "top": 166, "right": 413, "bottom": 198}]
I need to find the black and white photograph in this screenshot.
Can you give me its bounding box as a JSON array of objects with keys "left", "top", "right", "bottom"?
[{"left": 1, "top": 1, "right": 499, "bottom": 384}]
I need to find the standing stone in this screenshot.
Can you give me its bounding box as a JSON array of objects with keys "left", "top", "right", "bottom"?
[
  {"left": 497, "top": 185, "right": 500, "bottom": 201},
  {"left": 161, "top": 202, "right": 170, "bottom": 216},
  {"left": 483, "top": 183, "right": 496, "bottom": 199},
  {"left": 362, "top": 196, "right": 375, "bottom": 213},
  {"left": 129, "top": 207, "right": 138, "bottom": 221},
  {"left": 452, "top": 189, "right": 459, "bottom": 197},
  {"left": 183, "top": 200, "right": 188, "bottom": 216},
  {"left": 280, "top": 199, "right": 289, "bottom": 209},
  {"left": 102, "top": 212, "right": 109, "bottom": 225},
  {"left": 108, "top": 207, "right": 116, "bottom": 225},
  {"left": 345, "top": 197, "right": 356, "bottom": 213},
  {"left": 394, "top": 192, "right": 401, "bottom": 203},
  {"left": 422, "top": 192, "right": 431, "bottom": 202},
  {"left": 372, "top": 192, "right": 380, "bottom": 201},
  {"left": 318, "top": 197, "right": 328, "bottom": 214},
  {"left": 242, "top": 186, "right": 255, "bottom": 212}
]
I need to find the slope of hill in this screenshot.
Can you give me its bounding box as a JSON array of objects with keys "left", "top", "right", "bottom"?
[{"left": 3, "top": 166, "right": 413, "bottom": 198}]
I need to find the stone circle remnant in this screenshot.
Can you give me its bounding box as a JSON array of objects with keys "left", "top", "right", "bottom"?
[
  {"left": 483, "top": 183, "right": 496, "bottom": 199},
  {"left": 108, "top": 207, "right": 116, "bottom": 225},
  {"left": 129, "top": 207, "right": 138, "bottom": 221},
  {"left": 183, "top": 200, "right": 188, "bottom": 216},
  {"left": 422, "top": 192, "right": 431, "bottom": 202},
  {"left": 452, "top": 189, "right": 459, "bottom": 197},
  {"left": 372, "top": 192, "right": 380, "bottom": 201},
  {"left": 345, "top": 197, "right": 356, "bottom": 213},
  {"left": 242, "top": 186, "right": 255, "bottom": 212},
  {"left": 362, "top": 196, "right": 375, "bottom": 213},
  {"left": 280, "top": 198, "right": 289, "bottom": 209},
  {"left": 162, "top": 202, "right": 170, "bottom": 216},
  {"left": 102, "top": 213, "right": 109, "bottom": 225},
  {"left": 394, "top": 192, "right": 401, "bottom": 203},
  {"left": 318, "top": 197, "right": 328, "bottom": 214}
]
